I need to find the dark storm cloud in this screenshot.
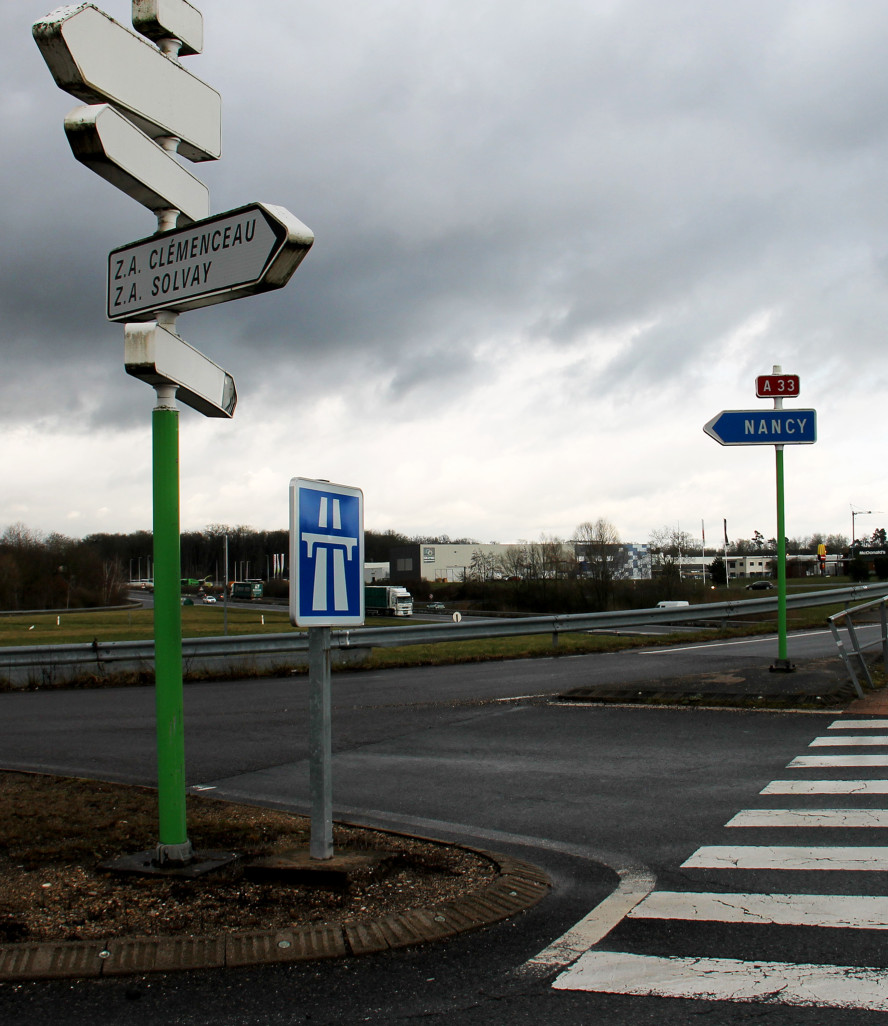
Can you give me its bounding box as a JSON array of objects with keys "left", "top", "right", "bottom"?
[{"left": 6, "top": 0, "right": 888, "bottom": 539}]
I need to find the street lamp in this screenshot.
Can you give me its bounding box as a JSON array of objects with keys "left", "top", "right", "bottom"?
[{"left": 851, "top": 506, "right": 886, "bottom": 547}]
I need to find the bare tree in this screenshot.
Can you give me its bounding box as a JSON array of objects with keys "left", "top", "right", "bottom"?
[
  {"left": 469, "top": 547, "right": 501, "bottom": 581},
  {"left": 575, "top": 519, "right": 629, "bottom": 607},
  {"left": 533, "top": 534, "right": 569, "bottom": 578},
  {"left": 649, "top": 525, "right": 696, "bottom": 577}
]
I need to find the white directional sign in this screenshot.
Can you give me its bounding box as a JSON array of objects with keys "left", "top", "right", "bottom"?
[
  {"left": 125, "top": 322, "right": 237, "bottom": 418},
  {"left": 290, "top": 479, "right": 365, "bottom": 628},
  {"left": 33, "top": 2, "right": 219, "bottom": 219},
  {"left": 107, "top": 203, "right": 315, "bottom": 321},
  {"left": 132, "top": 0, "right": 204, "bottom": 57},
  {"left": 33, "top": 4, "right": 221, "bottom": 160},
  {"left": 66, "top": 103, "right": 209, "bottom": 224}
]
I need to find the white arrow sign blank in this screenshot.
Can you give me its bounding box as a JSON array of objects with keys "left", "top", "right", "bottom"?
[
  {"left": 33, "top": 3, "right": 221, "bottom": 162},
  {"left": 66, "top": 104, "right": 209, "bottom": 224},
  {"left": 133, "top": 0, "right": 203, "bottom": 57},
  {"left": 125, "top": 321, "right": 237, "bottom": 418}
]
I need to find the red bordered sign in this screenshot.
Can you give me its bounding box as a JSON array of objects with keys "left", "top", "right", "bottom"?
[{"left": 756, "top": 374, "right": 800, "bottom": 399}]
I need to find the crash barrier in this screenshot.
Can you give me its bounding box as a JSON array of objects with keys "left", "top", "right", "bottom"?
[
  {"left": 2, "top": 583, "right": 886, "bottom": 688},
  {"left": 828, "top": 595, "right": 888, "bottom": 698}
]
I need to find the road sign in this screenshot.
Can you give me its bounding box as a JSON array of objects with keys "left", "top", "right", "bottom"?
[
  {"left": 756, "top": 374, "right": 800, "bottom": 399},
  {"left": 107, "top": 203, "right": 314, "bottom": 321},
  {"left": 133, "top": 0, "right": 204, "bottom": 57},
  {"left": 33, "top": 3, "right": 221, "bottom": 161},
  {"left": 125, "top": 322, "right": 236, "bottom": 418},
  {"left": 703, "top": 409, "right": 817, "bottom": 446},
  {"left": 66, "top": 103, "right": 210, "bottom": 224},
  {"left": 290, "top": 479, "right": 364, "bottom": 628}
]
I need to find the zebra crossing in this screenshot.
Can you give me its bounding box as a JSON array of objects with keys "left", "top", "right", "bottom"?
[{"left": 553, "top": 717, "right": 888, "bottom": 1010}]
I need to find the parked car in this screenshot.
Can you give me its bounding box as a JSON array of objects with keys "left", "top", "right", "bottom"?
[{"left": 745, "top": 580, "right": 775, "bottom": 590}]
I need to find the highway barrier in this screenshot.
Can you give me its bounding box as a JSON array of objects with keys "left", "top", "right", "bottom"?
[{"left": 1, "top": 583, "right": 886, "bottom": 689}]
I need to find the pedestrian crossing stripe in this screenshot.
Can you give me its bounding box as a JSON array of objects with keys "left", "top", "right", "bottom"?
[
  {"left": 789, "top": 754, "right": 888, "bottom": 767},
  {"left": 829, "top": 720, "right": 888, "bottom": 729},
  {"left": 535, "top": 718, "right": 888, "bottom": 1009},
  {"left": 553, "top": 951, "right": 888, "bottom": 1010},
  {"left": 726, "top": 808, "right": 888, "bottom": 828},
  {"left": 761, "top": 780, "right": 888, "bottom": 794},
  {"left": 810, "top": 735, "right": 888, "bottom": 746},
  {"left": 682, "top": 845, "right": 888, "bottom": 871},
  {"left": 628, "top": 891, "right": 888, "bottom": 929}
]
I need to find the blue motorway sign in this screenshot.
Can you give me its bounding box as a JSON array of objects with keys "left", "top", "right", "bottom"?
[
  {"left": 704, "top": 409, "right": 817, "bottom": 446},
  {"left": 289, "top": 478, "right": 364, "bottom": 627}
]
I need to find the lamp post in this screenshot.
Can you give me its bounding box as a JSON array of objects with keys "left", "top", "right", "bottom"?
[{"left": 851, "top": 507, "right": 885, "bottom": 547}]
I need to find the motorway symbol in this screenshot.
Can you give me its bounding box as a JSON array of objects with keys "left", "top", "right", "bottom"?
[
  {"left": 107, "top": 203, "right": 314, "bottom": 321},
  {"left": 289, "top": 479, "right": 364, "bottom": 628},
  {"left": 703, "top": 409, "right": 817, "bottom": 446},
  {"left": 33, "top": 3, "right": 221, "bottom": 161},
  {"left": 66, "top": 103, "right": 210, "bottom": 224}
]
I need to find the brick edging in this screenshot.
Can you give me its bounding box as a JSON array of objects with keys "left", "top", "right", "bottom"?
[{"left": 0, "top": 850, "right": 550, "bottom": 981}]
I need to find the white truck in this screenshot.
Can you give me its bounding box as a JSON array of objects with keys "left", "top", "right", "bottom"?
[{"left": 365, "top": 585, "right": 413, "bottom": 617}]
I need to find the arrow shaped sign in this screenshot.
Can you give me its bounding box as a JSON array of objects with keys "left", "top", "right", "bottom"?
[
  {"left": 125, "top": 321, "right": 237, "bottom": 418},
  {"left": 33, "top": 4, "right": 221, "bottom": 161},
  {"left": 107, "top": 202, "right": 315, "bottom": 321},
  {"left": 65, "top": 103, "right": 210, "bottom": 224},
  {"left": 704, "top": 409, "right": 817, "bottom": 446}
]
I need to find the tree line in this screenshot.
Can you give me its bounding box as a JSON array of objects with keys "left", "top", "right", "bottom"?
[
  {"left": 0, "top": 518, "right": 867, "bottom": 612},
  {"left": 0, "top": 523, "right": 478, "bottom": 610},
  {"left": 0, "top": 523, "right": 128, "bottom": 611}
]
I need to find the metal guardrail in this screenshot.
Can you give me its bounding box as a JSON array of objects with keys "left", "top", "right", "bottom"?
[
  {"left": 1, "top": 583, "right": 886, "bottom": 687},
  {"left": 828, "top": 595, "right": 888, "bottom": 698}
]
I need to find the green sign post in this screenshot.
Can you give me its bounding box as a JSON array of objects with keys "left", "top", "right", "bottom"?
[
  {"left": 152, "top": 384, "right": 191, "bottom": 862},
  {"left": 774, "top": 435, "right": 790, "bottom": 669},
  {"left": 34, "top": 1, "right": 313, "bottom": 868},
  {"left": 705, "top": 366, "right": 816, "bottom": 672}
]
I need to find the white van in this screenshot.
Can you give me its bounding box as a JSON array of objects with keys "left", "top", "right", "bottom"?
[{"left": 657, "top": 600, "right": 690, "bottom": 609}]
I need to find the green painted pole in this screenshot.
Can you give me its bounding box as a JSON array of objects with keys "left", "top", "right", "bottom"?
[
  {"left": 152, "top": 384, "right": 192, "bottom": 864},
  {"left": 775, "top": 444, "right": 788, "bottom": 665}
]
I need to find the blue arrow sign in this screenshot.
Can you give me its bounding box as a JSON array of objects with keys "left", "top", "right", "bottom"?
[
  {"left": 289, "top": 478, "right": 364, "bottom": 627},
  {"left": 704, "top": 409, "right": 817, "bottom": 446}
]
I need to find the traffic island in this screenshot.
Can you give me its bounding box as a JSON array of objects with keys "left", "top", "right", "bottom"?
[
  {"left": 557, "top": 657, "right": 869, "bottom": 710},
  {"left": 0, "top": 771, "right": 550, "bottom": 981}
]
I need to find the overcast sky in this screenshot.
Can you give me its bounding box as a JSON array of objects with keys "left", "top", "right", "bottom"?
[{"left": 3, "top": 0, "right": 888, "bottom": 549}]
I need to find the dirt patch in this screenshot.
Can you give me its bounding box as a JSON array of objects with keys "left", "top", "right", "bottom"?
[{"left": 0, "top": 772, "right": 496, "bottom": 944}]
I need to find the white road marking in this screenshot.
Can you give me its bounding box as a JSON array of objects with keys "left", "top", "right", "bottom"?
[
  {"left": 810, "top": 736, "right": 888, "bottom": 747},
  {"left": 629, "top": 891, "right": 888, "bottom": 929},
  {"left": 761, "top": 780, "right": 888, "bottom": 795},
  {"left": 239, "top": 797, "right": 659, "bottom": 979},
  {"left": 553, "top": 950, "right": 888, "bottom": 1010},
  {"left": 829, "top": 720, "right": 888, "bottom": 729},
  {"left": 726, "top": 808, "right": 888, "bottom": 828},
  {"left": 632, "top": 623, "right": 862, "bottom": 656},
  {"left": 636, "top": 628, "right": 832, "bottom": 655},
  {"left": 682, "top": 845, "right": 888, "bottom": 871},
  {"left": 523, "top": 863, "right": 656, "bottom": 973},
  {"left": 789, "top": 754, "right": 888, "bottom": 768}
]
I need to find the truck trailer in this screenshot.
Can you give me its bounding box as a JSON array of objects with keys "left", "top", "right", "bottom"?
[{"left": 365, "top": 585, "right": 413, "bottom": 617}]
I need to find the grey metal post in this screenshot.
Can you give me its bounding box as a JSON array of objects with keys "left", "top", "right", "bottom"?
[
  {"left": 845, "top": 614, "right": 874, "bottom": 691},
  {"left": 223, "top": 534, "right": 229, "bottom": 637},
  {"left": 308, "top": 626, "right": 333, "bottom": 859},
  {"left": 881, "top": 599, "right": 888, "bottom": 672}
]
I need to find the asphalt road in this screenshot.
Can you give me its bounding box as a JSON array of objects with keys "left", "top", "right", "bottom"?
[{"left": 3, "top": 628, "right": 888, "bottom": 1024}]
